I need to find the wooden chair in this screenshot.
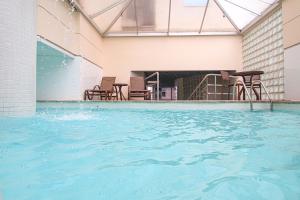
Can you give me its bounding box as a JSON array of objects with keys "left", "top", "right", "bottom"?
[
  {"left": 243, "top": 74, "right": 262, "bottom": 100},
  {"left": 128, "top": 77, "right": 150, "bottom": 100},
  {"left": 220, "top": 71, "right": 242, "bottom": 100},
  {"left": 84, "top": 77, "right": 116, "bottom": 100}
]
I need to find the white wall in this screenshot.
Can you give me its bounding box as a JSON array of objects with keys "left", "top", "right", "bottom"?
[
  {"left": 0, "top": 0, "right": 36, "bottom": 116},
  {"left": 103, "top": 36, "right": 243, "bottom": 89},
  {"left": 284, "top": 43, "right": 300, "bottom": 100},
  {"left": 37, "top": 40, "right": 102, "bottom": 101},
  {"left": 80, "top": 59, "right": 103, "bottom": 98}
]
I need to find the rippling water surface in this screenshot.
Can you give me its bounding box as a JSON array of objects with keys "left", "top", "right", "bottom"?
[{"left": 1, "top": 103, "right": 300, "bottom": 200}]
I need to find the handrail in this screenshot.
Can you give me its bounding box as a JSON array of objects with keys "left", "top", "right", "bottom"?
[
  {"left": 232, "top": 80, "right": 253, "bottom": 110},
  {"left": 145, "top": 72, "right": 160, "bottom": 101},
  {"left": 145, "top": 72, "right": 159, "bottom": 80},
  {"left": 188, "top": 73, "right": 253, "bottom": 110},
  {"left": 252, "top": 80, "right": 273, "bottom": 111},
  {"left": 188, "top": 73, "right": 220, "bottom": 100},
  {"left": 188, "top": 73, "right": 273, "bottom": 111}
]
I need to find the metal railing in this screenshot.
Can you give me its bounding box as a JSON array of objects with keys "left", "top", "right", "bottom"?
[
  {"left": 145, "top": 72, "right": 160, "bottom": 101},
  {"left": 232, "top": 80, "right": 253, "bottom": 110},
  {"left": 188, "top": 74, "right": 273, "bottom": 111},
  {"left": 188, "top": 74, "right": 233, "bottom": 100},
  {"left": 252, "top": 80, "right": 273, "bottom": 111}
]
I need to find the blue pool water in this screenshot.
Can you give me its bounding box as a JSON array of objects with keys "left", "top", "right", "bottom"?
[{"left": 0, "top": 103, "right": 300, "bottom": 200}]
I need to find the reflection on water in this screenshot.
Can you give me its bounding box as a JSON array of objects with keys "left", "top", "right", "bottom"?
[{"left": 0, "top": 105, "right": 300, "bottom": 200}]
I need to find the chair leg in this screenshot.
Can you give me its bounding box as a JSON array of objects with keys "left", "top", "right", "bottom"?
[
  {"left": 84, "top": 91, "right": 87, "bottom": 100},
  {"left": 237, "top": 85, "right": 240, "bottom": 100},
  {"left": 260, "top": 85, "right": 262, "bottom": 100},
  {"left": 253, "top": 87, "right": 259, "bottom": 100},
  {"left": 86, "top": 91, "right": 92, "bottom": 100}
]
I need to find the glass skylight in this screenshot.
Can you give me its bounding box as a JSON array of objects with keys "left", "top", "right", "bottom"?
[
  {"left": 75, "top": 0, "right": 278, "bottom": 37},
  {"left": 184, "top": 0, "right": 208, "bottom": 7}
]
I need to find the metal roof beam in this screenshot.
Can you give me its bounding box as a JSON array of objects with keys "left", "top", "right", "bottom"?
[
  {"left": 222, "top": 0, "right": 261, "bottom": 16},
  {"left": 105, "top": 31, "right": 239, "bottom": 37},
  {"left": 214, "top": 0, "right": 241, "bottom": 33},
  {"left": 103, "top": 0, "right": 134, "bottom": 36},
  {"left": 69, "top": 0, "right": 103, "bottom": 36},
  {"left": 134, "top": 0, "right": 139, "bottom": 36},
  {"left": 199, "top": 0, "right": 210, "bottom": 33},
  {"left": 167, "top": 0, "right": 172, "bottom": 35},
  {"left": 90, "top": 0, "right": 127, "bottom": 19}
]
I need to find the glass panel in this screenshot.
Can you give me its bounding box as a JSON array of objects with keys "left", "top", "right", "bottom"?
[
  {"left": 217, "top": 0, "right": 258, "bottom": 29},
  {"left": 109, "top": 0, "right": 137, "bottom": 34},
  {"left": 76, "top": 0, "right": 278, "bottom": 36},
  {"left": 93, "top": 0, "right": 130, "bottom": 33},
  {"left": 223, "top": 0, "right": 271, "bottom": 14},
  {"left": 169, "top": 0, "right": 206, "bottom": 32},
  {"left": 184, "top": 0, "right": 208, "bottom": 7},
  {"left": 77, "top": 0, "right": 125, "bottom": 15},
  {"left": 108, "top": 0, "right": 169, "bottom": 34},
  {"left": 201, "top": 0, "right": 236, "bottom": 32},
  {"left": 217, "top": 0, "right": 277, "bottom": 29},
  {"left": 137, "top": 0, "right": 169, "bottom": 33}
]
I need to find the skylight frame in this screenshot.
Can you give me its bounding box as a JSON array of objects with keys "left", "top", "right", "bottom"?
[{"left": 70, "top": 0, "right": 280, "bottom": 37}]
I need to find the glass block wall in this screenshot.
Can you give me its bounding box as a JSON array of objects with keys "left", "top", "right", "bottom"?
[{"left": 242, "top": 8, "right": 284, "bottom": 100}]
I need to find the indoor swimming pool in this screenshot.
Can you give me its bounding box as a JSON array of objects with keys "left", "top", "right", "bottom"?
[{"left": 0, "top": 102, "right": 300, "bottom": 200}]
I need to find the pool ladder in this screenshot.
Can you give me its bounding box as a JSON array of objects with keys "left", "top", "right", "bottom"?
[
  {"left": 145, "top": 72, "right": 160, "bottom": 101},
  {"left": 232, "top": 80, "right": 273, "bottom": 111},
  {"left": 188, "top": 74, "right": 273, "bottom": 111}
]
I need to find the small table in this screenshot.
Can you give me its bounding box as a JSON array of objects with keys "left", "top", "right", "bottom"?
[
  {"left": 113, "top": 83, "right": 128, "bottom": 101},
  {"left": 233, "top": 71, "right": 264, "bottom": 100}
]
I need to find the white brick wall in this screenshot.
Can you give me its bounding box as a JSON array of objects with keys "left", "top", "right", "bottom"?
[
  {"left": 0, "top": 1, "right": 36, "bottom": 116},
  {"left": 243, "top": 8, "right": 284, "bottom": 100}
]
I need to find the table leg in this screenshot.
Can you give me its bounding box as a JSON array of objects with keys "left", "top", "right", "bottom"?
[
  {"left": 119, "top": 86, "right": 126, "bottom": 101},
  {"left": 260, "top": 85, "right": 262, "bottom": 100},
  {"left": 114, "top": 86, "right": 119, "bottom": 101},
  {"left": 119, "top": 86, "right": 123, "bottom": 101},
  {"left": 238, "top": 86, "right": 244, "bottom": 100}
]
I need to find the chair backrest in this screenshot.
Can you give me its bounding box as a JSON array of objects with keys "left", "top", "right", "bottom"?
[
  {"left": 244, "top": 74, "right": 260, "bottom": 84},
  {"left": 100, "top": 77, "right": 116, "bottom": 91},
  {"left": 220, "top": 71, "right": 230, "bottom": 81},
  {"left": 130, "top": 77, "right": 145, "bottom": 91},
  {"left": 252, "top": 75, "right": 261, "bottom": 81}
]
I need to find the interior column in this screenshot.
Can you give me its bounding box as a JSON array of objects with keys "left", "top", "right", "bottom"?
[{"left": 0, "top": 0, "right": 36, "bottom": 116}]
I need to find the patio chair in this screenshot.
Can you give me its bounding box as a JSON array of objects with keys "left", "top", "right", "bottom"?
[
  {"left": 128, "top": 77, "right": 150, "bottom": 100},
  {"left": 84, "top": 77, "right": 116, "bottom": 100},
  {"left": 244, "top": 74, "right": 262, "bottom": 100},
  {"left": 220, "top": 71, "right": 242, "bottom": 100}
]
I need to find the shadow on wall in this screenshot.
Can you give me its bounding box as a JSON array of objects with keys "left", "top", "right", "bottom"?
[{"left": 36, "top": 40, "right": 102, "bottom": 101}]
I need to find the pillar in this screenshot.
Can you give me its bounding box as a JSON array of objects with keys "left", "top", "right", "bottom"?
[{"left": 0, "top": 0, "right": 36, "bottom": 116}]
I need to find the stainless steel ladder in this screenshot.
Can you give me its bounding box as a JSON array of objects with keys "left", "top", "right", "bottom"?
[
  {"left": 188, "top": 74, "right": 273, "bottom": 111},
  {"left": 145, "top": 72, "right": 160, "bottom": 101}
]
